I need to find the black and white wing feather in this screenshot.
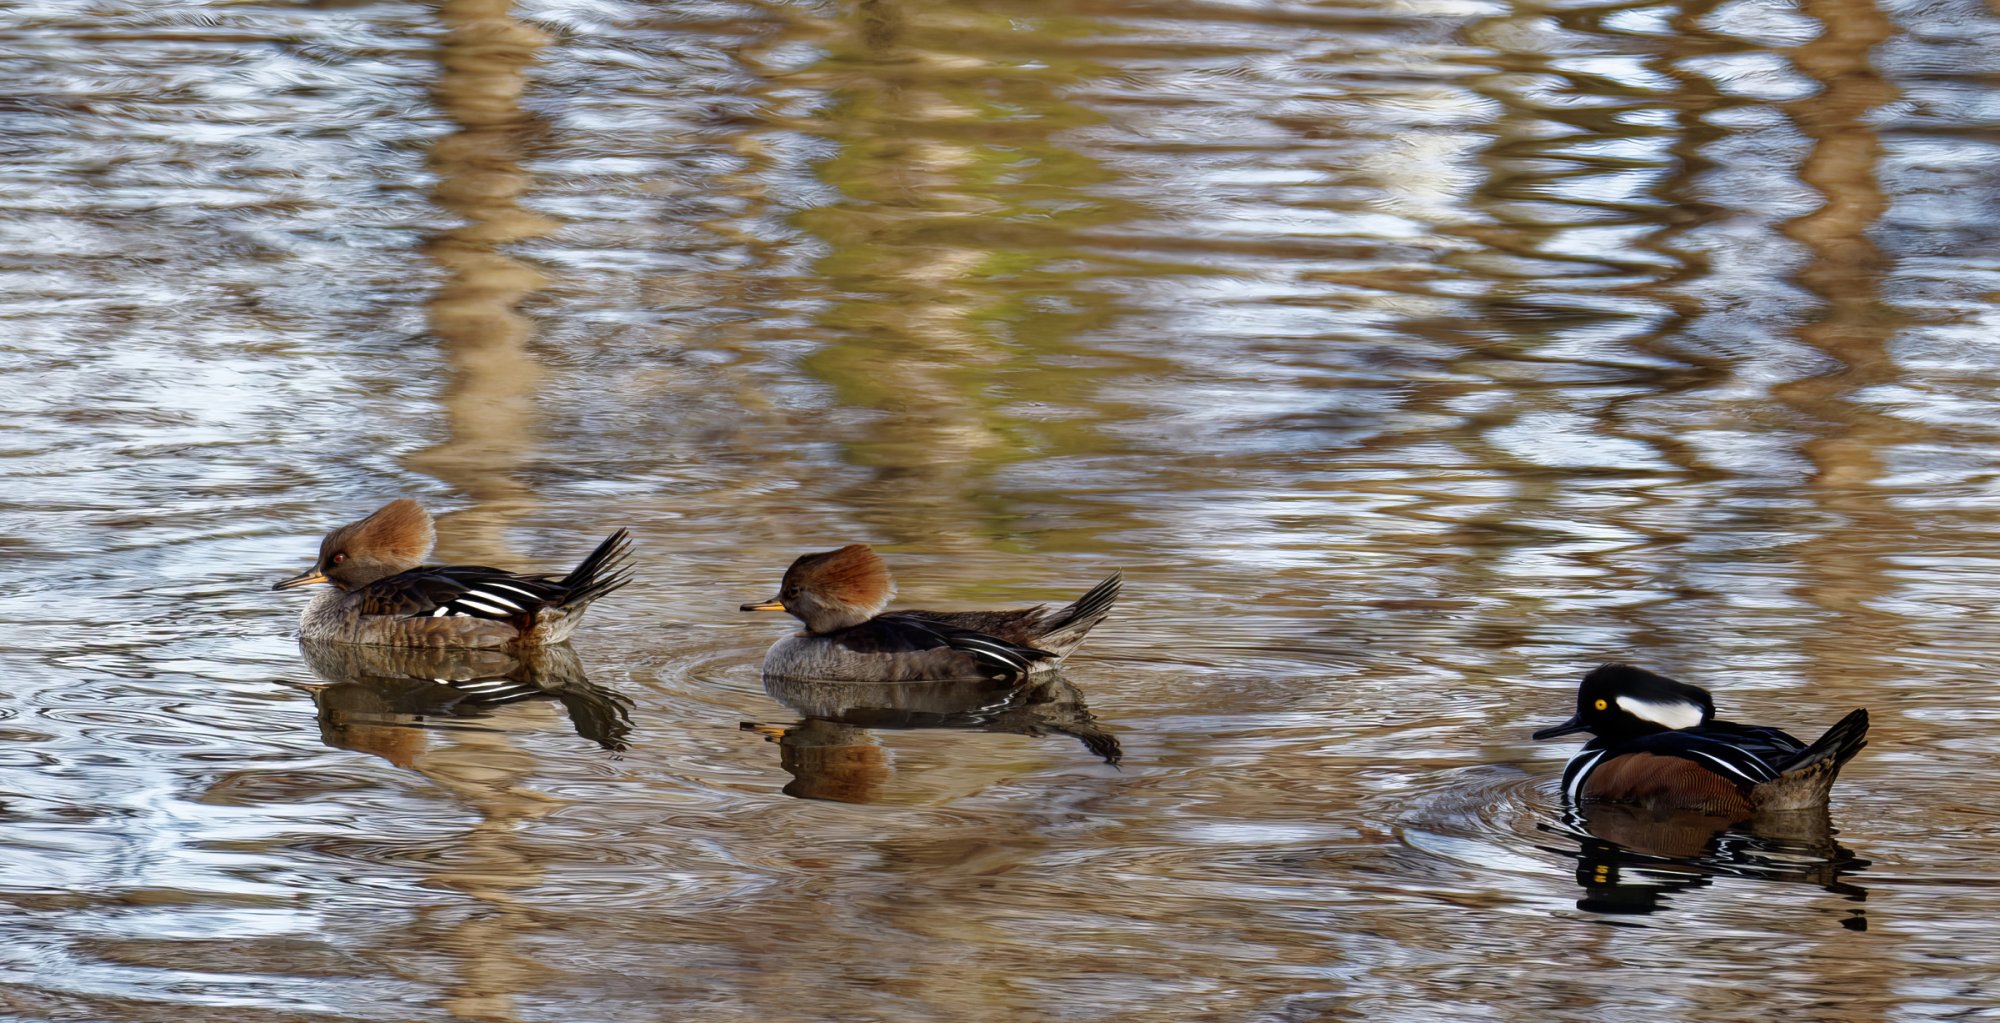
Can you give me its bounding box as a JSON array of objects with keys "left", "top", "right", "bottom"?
[
  {"left": 1612, "top": 725, "right": 1802, "bottom": 787},
  {"left": 842, "top": 613, "right": 1058, "bottom": 680},
  {"left": 357, "top": 566, "right": 569, "bottom": 621}
]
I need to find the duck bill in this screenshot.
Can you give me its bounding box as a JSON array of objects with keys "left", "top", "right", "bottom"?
[
  {"left": 740, "top": 597, "right": 787, "bottom": 612},
  {"left": 272, "top": 567, "right": 331, "bottom": 591},
  {"left": 1532, "top": 716, "right": 1588, "bottom": 740}
]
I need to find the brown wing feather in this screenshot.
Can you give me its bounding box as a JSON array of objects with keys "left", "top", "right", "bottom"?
[
  {"left": 1581, "top": 752, "right": 1754, "bottom": 817},
  {"left": 898, "top": 608, "right": 1047, "bottom": 646}
]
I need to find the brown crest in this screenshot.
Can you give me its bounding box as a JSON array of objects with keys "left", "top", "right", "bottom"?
[
  {"left": 348, "top": 499, "right": 436, "bottom": 562},
  {"left": 785, "top": 543, "right": 895, "bottom": 608}
]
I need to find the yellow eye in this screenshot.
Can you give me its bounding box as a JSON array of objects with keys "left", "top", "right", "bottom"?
[{"left": 1593, "top": 699, "right": 1608, "bottom": 711}]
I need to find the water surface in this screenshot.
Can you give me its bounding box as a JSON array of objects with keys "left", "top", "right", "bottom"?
[{"left": 5, "top": 0, "right": 2000, "bottom": 1018}]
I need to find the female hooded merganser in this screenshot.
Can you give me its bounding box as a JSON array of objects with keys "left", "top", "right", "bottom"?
[
  {"left": 272, "top": 499, "right": 632, "bottom": 649},
  {"left": 1533, "top": 664, "right": 1869, "bottom": 816},
  {"left": 739, "top": 544, "right": 1120, "bottom": 682}
]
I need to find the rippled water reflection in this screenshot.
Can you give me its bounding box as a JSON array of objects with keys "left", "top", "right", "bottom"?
[{"left": 6, "top": 0, "right": 2000, "bottom": 1017}]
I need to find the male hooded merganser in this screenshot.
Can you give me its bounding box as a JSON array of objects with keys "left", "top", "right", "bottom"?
[
  {"left": 272, "top": 499, "right": 632, "bottom": 649},
  {"left": 740, "top": 544, "right": 1120, "bottom": 681},
  {"left": 1533, "top": 664, "right": 1869, "bottom": 816}
]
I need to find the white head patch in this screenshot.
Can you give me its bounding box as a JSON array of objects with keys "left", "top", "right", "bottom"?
[{"left": 1615, "top": 695, "right": 1703, "bottom": 730}]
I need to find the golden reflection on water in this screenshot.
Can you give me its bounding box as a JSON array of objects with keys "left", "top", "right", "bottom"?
[
  {"left": 407, "top": 0, "right": 554, "bottom": 546},
  {"left": 1777, "top": 0, "right": 1908, "bottom": 608},
  {"left": 304, "top": 643, "right": 575, "bottom": 1023},
  {"left": 763, "top": 0, "right": 1150, "bottom": 542},
  {"left": 405, "top": 5, "right": 555, "bottom": 1020},
  {"left": 1764, "top": 0, "right": 1909, "bottom": 998}
]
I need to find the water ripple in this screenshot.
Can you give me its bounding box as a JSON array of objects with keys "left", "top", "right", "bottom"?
[{"left": 4, "top": 0, "right": 2000, "bottom": 1017}]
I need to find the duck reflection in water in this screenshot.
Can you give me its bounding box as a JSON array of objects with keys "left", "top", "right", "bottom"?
[
  {"left": 295, "top": 640, "right": 633, "bottom": 767},
  {"left": 1543, "top": 804, "right": 1869, "bottom": 925},
  {"left": 742, "top": 673, "right": 1120, "bottom": 803}
]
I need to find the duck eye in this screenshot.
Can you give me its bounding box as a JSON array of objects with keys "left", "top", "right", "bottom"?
[
  {"left": 331, "top": 552, "right": 348, "bottom": 565},
  {"left": 1593, "top": 698, "right": 1608, "bottom": 711}
]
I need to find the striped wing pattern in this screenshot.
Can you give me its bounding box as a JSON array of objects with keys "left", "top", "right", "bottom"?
[
  {"left": 843, "top": 613, "right": 1057, "bottom": 680},
  {"left": 1565, "top": 722, "right": 1809, "bottom": 799},
  {"left": 356, "top": 566, "right": 569, "bottom": 622}
]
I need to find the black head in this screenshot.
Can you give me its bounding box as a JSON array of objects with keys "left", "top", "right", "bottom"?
[{"left": 1532, "top": 664, "right": 1716, "bottom": 743}]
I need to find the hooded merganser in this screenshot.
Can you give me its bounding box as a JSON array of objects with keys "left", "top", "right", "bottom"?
[
  {"left": 1532, "top": 664, "right": 1869, "bottom": 816},
  {"left": 739, "top": 544, "right": 1120, "bottom": 682},
  {"left": 272, "top": 499, "right": 632, "bottom": 649}
]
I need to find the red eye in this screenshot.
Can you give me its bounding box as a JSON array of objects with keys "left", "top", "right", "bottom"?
[{"left": 331, "top": 552, "right": 347, "bottom": 565}]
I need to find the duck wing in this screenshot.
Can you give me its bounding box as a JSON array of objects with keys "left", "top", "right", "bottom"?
[
  {"left": 357, "top": 566, "right": 569, "bottom": 621},
  {"left": 841, "top": 613, "right": 1057, "bottom": 680},
  {"left": 1614, "top": 724, "right": 1802, "bottom": 787}
]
